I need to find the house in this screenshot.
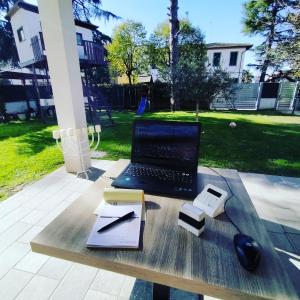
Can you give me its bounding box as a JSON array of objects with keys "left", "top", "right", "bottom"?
[
  {"left": 206, "top": 43, "right": 252, "bottom": 83},
  {"left": 5, "top": 1, "right": 105, "bottom": 72},
  {"left": 117, "top": 42, "right": 252, "bottom": 85},
  {"left": 4, "top": 1, "right": 105, "bottom": 115}
]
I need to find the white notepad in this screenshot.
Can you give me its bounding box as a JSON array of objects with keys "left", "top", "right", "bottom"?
[{"left": 86, "top": 203, "right": 142, "bottom": 248}]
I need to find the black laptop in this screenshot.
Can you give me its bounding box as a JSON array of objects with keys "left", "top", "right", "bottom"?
[{"left": 111, "top": 120, "right": 201, "bottom": 199}]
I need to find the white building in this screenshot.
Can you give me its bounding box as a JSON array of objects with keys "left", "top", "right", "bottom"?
[
  {"left": 5, "top": 1, "right": 104, "bottom": 70},
  {"left": 206, "top": 43, "right": 252, "bottom": 83}
]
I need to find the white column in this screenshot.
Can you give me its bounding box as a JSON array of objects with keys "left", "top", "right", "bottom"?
[{"left": 37, "top": 0, "right": 91, "bottom": 172}]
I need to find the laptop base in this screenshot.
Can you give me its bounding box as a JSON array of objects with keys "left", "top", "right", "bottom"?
[{"left": 111, "top": 163, "right": 198, "bottom": 199}]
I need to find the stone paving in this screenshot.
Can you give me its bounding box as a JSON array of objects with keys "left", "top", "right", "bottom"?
[{"left": 0, "top": 160, "right": 299, "bottom": 300}]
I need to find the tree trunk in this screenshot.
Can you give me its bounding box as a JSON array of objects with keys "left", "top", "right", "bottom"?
[
  {"left": 259, "top": 4, "right": 278, "bottom": 82},
  {"left": 195, "top": 100, "right": 199, "bottom": 122},
  {"left": 127, "top": 73, "right": 132, "bottom": 85},
  {"left": 169, "top": 0, "right": 179, "bottom": 112},
  {"left": 259, "top": 59, "right": 269, "bottom": 82}
]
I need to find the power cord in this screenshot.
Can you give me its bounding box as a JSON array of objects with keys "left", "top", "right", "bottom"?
[{"left": 207, "top": 167, "right": 242, "bottom": 234}]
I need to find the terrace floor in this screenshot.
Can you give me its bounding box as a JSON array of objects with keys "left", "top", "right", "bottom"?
[{"left": 0, "top": 160, "right": 299, "bottom": 300}]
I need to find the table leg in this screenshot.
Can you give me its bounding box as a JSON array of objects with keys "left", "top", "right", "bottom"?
[
  {"left": 153, "top": 283, "right": 170, "bottom": 300},
  {"left": 152, "top": 283, "right": 204, "bottom": 300}
]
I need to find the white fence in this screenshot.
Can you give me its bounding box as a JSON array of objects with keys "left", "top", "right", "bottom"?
[{"left": 211, "top": 81, "right": 299, "bottom": 113}]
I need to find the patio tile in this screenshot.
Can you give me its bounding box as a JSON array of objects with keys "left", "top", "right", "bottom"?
[
  {"left": 119, "top": 276, "right": 136, "bottom": 299},
  {"left": 127, "top": 279, "right": 152, "bottom": 300},
  {"left": 0, "top": 222, "right": 32, "bottom": 253},
  {"left": 50, "top": 263, "right": 98, "bottom": 300},
  {"left": 90, "top": 269, "right": 126, "bottom": 296},
  {"left": 15, "top": 251, "right": 49, "bottom": 274},
  {"left": 0, "top": 269, "right": 33, "bottom": 300},
  {"left": 0, "top": 242, "right": 31, "bottom": 279},
  {"left": 38, "top": 201, "right": 71, "bottom": 227},
  {"left": 84, "top": 290, "right": 117, "bottom": 300},
  {"left": 0, "top": 206, "right": 32, "bottom": 234},
  {"left": 0, "top": 197, "right": 23, "bottom": 218},
  {"left": 286, "top": 233, "right": 300, "bottom": 254},
  {"left": 63, "top": 190, "right": 82, "bottom": 203},
  {"left": 21, "top": 195, "right": 46, "bottom": 210},
  {"left": 21, "top": 209, "right": 48, "bottom": 225},
  {"left": 38, "top": 257, "right": 73, "bottom": 281},
  {"left": 15, "top": 275, "right": 58, "bottom": 300},
  {"left": 37, "top": 192, "right": 69, "bottom": 212},
  {"left": 18, "top": 225, "right": 45, "bottom": 244}
]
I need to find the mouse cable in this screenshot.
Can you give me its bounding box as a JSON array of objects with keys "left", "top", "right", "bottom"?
[{"left": 207, "top": 167, "right": 242, "bottom": 234}]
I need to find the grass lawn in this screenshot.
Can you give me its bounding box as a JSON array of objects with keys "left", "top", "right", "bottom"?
[
  {"left": 0, "top": 110, "right": 299, "bottom": 201},
  {"left": 0, "top": 121, "right": 63, "bottom": 200}
]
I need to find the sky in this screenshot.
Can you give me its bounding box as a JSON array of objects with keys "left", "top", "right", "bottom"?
[{"left": 28, "top": 0, "right": 262, "bottom": 68}]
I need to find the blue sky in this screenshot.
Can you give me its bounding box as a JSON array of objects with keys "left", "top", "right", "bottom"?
[{"left": 28, "top": 0, "right": 261, "bottom": 68}]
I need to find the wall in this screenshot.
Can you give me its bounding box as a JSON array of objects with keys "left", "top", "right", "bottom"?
[
  {"left": 5, "top": 100, "right": 37, "bottom": 114},
  {"left": 75, "top": 26, "right": 93, "bottom": 60},
  {"left": 259, "top": 98, "right": 276, "bottom": 109},
  {"left": 207, "top": 47, "right": 246, "bottom": 82},
  {"left": 10, "top": 8, "right": 42, "bottom": 66},
  {"left": 10, "top": 8, "right": 95, "bottom": 66}
]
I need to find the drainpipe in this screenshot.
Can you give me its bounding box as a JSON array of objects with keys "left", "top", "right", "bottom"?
[{"left": 238, "top": 49, "right": 247, "bottom": 83}]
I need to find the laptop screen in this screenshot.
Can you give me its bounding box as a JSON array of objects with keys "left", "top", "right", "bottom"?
[{"left": 131, "top": 120, "right": 201, "bottom": 169}]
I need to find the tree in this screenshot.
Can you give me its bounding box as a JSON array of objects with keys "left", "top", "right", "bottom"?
[
  {"left": 172, "top": 25, "right": 233, "bottom": 120},
  {"left": 242, "top": 69, "right": 254, "bottom": 83},
  {"left": 0, "top": 0, "right": 18, "bottom": 68},
  {"left": 148, "top": 19, "right": 205, "bottom": 77},
  {"left": 168, "top": 0, "right": 179, "bottom": 111},
  {"left": 272, "top": 6, "right": 300, "bottom": 78},
  {"left": 147, "top": 21, "right": 170, "bottom": 74},
  {"left": 107, "top": 21, "right": 148, "bottom": 85},
  {"left": 72, "top": 0, "right": 118, "bottom": 23},
  {"left": 0, "top": 19, "right": 18, "bottom": 68},
  {"left": 243, "top": 0, "right": 299, "bottom": 82}
]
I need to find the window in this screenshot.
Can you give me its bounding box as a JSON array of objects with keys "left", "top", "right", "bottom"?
[
  {"left": 76, "top": 33, "right": 83, "bottom": 46},
  {"left": 39, "top": 32, "right": 45, "bottom": 50},
  {"left": 17, "top": 27, "right": 25, "bottom": 42},
  {"left": 229, "top": 51, "right": 238, "bottom": 66},
  {"left": 213, "top": 52, "right": 221, "bottom": 67}
]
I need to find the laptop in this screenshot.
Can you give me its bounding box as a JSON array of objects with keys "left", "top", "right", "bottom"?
[{"left": 111, "top": 120, "right": 201, "bottom": 199}]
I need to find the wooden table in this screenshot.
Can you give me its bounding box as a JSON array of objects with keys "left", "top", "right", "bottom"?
[{"left": 31, "top": 159, "right": 298, "bottom": 300}]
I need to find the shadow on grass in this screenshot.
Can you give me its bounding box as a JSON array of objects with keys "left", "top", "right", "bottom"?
[
  {"left": 0, "top": 121, "right": 53, "bottom": 142},
  {"left": 17, "top": 127, "right": 55, "bottom": 155}
]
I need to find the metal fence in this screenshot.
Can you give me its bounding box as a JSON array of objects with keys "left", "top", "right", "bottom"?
[{"left": 211, "top": 81, "right": 299, "bottom": 113}]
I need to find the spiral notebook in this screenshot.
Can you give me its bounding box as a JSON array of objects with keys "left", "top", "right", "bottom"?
[{"left": 86, "top": 203, "right": 142, "bottom": 248}]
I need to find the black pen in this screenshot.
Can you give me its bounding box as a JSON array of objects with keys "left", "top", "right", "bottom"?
[{"left": 97, "top": 211, "right": 135, "bottom": 233}]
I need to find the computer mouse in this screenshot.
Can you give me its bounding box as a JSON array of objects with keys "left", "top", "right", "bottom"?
[{"left": 233, "top": 233, "right": 261, "bottom": 272}]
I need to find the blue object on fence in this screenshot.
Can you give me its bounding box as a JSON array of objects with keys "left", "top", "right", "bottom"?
[{"left": 136, "top": 96, "right": 147, "bottom": 115}]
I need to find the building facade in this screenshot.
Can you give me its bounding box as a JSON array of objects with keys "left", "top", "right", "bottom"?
[
  {"left": 5, "top": 1, "right": 104, "bottom": 70},
  {"left": 206, "top": 43, "right": 252, "bottom": 83}
]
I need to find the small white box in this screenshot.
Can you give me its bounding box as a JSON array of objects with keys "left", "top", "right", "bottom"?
[{"left": 178, "top": 203, "right": 205, "bottom": 237}]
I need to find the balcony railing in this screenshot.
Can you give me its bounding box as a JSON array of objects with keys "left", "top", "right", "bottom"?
[
  {"left": 83, "top": 40, "right": 105, "bottom": 65},
  {"left": 31, "top": 35, "right": 44, "bottom": 63},
  {"left": 30, "top": 36, "right": 105, "bottom": 67}
]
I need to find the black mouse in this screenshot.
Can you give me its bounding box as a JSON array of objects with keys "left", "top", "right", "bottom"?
[{"left": 234, "top": 233, "right": 261, "bottom": 271}]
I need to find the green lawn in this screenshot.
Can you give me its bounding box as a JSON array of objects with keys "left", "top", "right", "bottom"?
[
  {"left": 0, "top": 121, "right": 63, "bottom": 200},
  {"left": 1, "top": 111, "right": 299, "bottom": 201}
]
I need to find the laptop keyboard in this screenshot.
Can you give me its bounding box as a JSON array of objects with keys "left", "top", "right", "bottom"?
[{"left": 124, "top": 165, "right": 193, "bottom": 185}]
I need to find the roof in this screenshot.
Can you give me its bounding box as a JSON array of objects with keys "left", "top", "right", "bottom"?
[
  {"left": 5, "top": 1, "right": 98, "bottom": 30},
  {"left": 206, "top": 43, "right": 252, "bottom": 50}
]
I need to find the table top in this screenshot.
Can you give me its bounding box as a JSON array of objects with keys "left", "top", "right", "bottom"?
[{"left": 31, "top": 159, "right": 298, "bottom": 300}]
